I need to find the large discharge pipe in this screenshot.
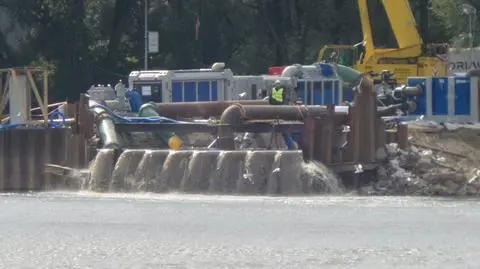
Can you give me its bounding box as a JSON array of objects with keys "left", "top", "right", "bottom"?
[
  {"left": 219, "top": 105, "right": 348, "bottom": 122},
  {"left": 217, "top": 104, "right": 348, "bottom": 149},
  {"left": 155, "top": 100, "right": 269, "bottom": 118},
  {"left": 90, "top": 103, "right": 121, "bottom": 149}
]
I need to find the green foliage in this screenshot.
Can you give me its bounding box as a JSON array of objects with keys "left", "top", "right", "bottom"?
[{"left": 0, "top": 0, "right": 474, "bottom": 100}]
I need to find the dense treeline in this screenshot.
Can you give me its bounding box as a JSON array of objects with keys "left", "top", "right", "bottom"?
[{"left": 0, "top": 0, "right": 479, "bottom": 101}]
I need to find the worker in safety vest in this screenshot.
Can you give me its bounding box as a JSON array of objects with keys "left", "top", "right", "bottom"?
[{"left": 269, "top": 80, "right": 287, "bottom": 105}]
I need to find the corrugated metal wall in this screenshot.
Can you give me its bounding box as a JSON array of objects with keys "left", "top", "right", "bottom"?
[{"left": 0, "top": 128, "right": 88, "bottom": 191}]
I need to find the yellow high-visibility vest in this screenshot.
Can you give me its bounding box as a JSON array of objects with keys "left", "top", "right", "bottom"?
[{"left": 271, "top": 87, "right": 284, "bottom": 102}]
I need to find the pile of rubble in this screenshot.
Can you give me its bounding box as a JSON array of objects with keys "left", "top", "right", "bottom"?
[{"left": 360, "top": 143, "right": 480, "bottom": 196}]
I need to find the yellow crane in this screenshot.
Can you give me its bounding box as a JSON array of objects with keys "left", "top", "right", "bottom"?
[{"left": 318, "top": 0, "right": 449, "bottom": 84}]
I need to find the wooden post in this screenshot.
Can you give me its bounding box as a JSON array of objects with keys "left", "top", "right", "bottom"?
[
  {"left": 26, "top": 70, "right": 48, "bottom": 123},
  {"left": 43, "top": 70, "right": 49, "bottom": 124}
]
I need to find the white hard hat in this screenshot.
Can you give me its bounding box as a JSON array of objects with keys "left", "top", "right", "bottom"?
[{"left": 274, "top": 80, "right": 281, "bottom": 85}]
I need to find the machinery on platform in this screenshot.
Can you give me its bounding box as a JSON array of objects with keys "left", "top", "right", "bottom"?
[
  {"left": 232, "top": 76, "right": 265, "bottom": 100},
  {"left": 0, "top": 63, "right": 417, "bottom": 194},
  {"left": 317, "top": 0, "right": 449, "bottom": 84},
  {"left": 263, "top": 63, "right": 349, "bottom": 105},
  {"left": 128, "top": 62, "right": 234, "bottom": 103},
  {"left": 80, "top": 68, "right": 416, "bottom": 194},
  {"left": 406, "top": 75, "right": 479, "bottom": 122},
  {"left": 370, "top": 70, "right": 421, "bottom": 112},
  {"left": 87, "top": 82, "right": 131, "bottom": 113}
]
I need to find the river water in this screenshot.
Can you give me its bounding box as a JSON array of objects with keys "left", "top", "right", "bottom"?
[{"left": 0, "top": 192, "right": 479, "bottom": 269}]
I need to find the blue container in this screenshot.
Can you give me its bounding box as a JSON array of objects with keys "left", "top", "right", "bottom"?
[
  {"left": 296, "top": 79, "right": 342, "bottom": 105},
  {"left": 297, "top": 81, "right": 312, "bottom": 104},
  {"left": 198, "top": 81, "right": 210, "bottom": 101},
  {"left": 324, "top": 81, "right": 334, "bottom": 104},
  {"left": 172, "top": 81, "right": 183, "bottom": 102},
  {"left": 453, "top": 76, "right": 472, "bottom": 116},
  {"left": 313, "top": 81, "right": 323, "bottom": 104},
  {"left": 407, "top": 77, "right": 429, "bottom": 116},
  {"left": 431, "top": 77, "right": 449, "bottom": 116},
  {"left": 171, "top": 80, "right": 219, "bottom": 102},
  {"left": 406, "top": 76, "right": 479, "bottom": 122}
]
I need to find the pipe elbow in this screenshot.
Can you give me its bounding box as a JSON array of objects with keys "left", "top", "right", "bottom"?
[{"left": 219, "top": 104, "right": 245, "bottom": 125}]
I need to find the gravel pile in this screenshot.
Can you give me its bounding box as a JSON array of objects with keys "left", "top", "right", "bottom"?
[{"left": 360, "top": 143, "right": 480, "bottom": 196}]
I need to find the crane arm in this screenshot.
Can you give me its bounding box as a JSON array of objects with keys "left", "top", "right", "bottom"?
[
  {"left": 358, "top": 0, "right": 375, "bottom": 62},
  {"left": 382, "top": 0, "right": 423, "bottom": 53},
  {"left": 358, "top": 0, "right": 423, "bottom": 63}
]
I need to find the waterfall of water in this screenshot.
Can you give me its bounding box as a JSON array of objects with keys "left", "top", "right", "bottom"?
[{"left": 86, "top": 149, "right": 344, "bottom": 195}]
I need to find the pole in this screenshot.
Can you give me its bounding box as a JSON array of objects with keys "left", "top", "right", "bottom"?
[
  {"left": 470, "top": 11, "right": 474, "bottom": 62},
  {"left": 144, "top": 0, "right": 148, "bottom": 70}
]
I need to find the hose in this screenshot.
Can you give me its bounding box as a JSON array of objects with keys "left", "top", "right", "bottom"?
[
  {"left": 125, "top": 90, "right": 142, "bottom": 113},
  {"left": 0, "top": 123, "right": 20, "bottom": 129},
  {"left": 89, "top": 101, "right": 188, "bottom": 150},
  {"left": 89, "top": 101, "right": 187, "bottom": 124},
  {"left": 49, "top": 110, "right": 66, "bottom": 128}
]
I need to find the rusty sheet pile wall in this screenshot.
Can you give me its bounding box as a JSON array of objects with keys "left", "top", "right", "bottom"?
[
  {"left": 0, "top": 128, "right": 87, "bottom": 191},
  {"left": 0, "top": 94, "right": 94, "bottom": 191}
]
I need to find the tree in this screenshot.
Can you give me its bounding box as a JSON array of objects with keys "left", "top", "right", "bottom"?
[{"left": 0, "top": 0, "right": 460, "bottom": 101}]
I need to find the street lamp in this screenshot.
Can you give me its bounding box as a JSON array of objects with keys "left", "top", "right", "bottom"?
[
  {"left": 461, "top": 3, "right": 476, "bottom": 62},
  {"left": 144, "top": 0, "right": 148, "bottom": 70}
]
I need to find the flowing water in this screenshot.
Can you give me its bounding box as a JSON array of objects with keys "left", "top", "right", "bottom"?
[
  {"left": 0, "top": 192, "right": 479, "bottom": 269},
  {"left": 86, "top": 149, "right": 342, "bottom": 195},
  {"left": 6, "top": 148, "right": 476, "bottom": 268}
]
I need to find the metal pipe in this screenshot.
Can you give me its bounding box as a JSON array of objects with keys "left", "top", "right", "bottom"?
[
  {"left": 216, "top": 104, "right": 348, "bottom": 149},
  {"left": 392, "top": 85, "right": 422, "bottom": 100},
  {"left": 155, "top": 100, "right": 269, "bottom": 118},
  {"left": 90, "top": 105, "right": 121, "bottom": 149},
  {"left": 228, "top": 105, "right": 348, "bottom": 121},
  {"left": 335, "top": 64, "right": 363, "bottom": 86}
]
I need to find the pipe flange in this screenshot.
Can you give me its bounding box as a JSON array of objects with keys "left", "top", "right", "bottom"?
[
  {"left": 392, "top": 89, "right": 404, "bottom": 101},
  {"left": 94, "top": 111, "right": 111, "bottom": 122}
]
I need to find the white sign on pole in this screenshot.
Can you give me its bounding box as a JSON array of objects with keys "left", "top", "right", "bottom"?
[{"left": 148, "top": 31, "right": 159, "bottom": 53}]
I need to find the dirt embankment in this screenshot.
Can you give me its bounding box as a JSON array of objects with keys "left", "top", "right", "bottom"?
[{"left": 360, "top": 125, "right": 480, "bottom": 196}]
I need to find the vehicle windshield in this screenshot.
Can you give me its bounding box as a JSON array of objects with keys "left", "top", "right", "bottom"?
[{"left": 320, "top": 44, "right": 362, "bottom": 66}]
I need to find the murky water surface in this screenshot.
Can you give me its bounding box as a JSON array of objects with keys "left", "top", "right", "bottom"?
[{"left": 0, "top": 192, "right": 479, "bottom": 269}]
